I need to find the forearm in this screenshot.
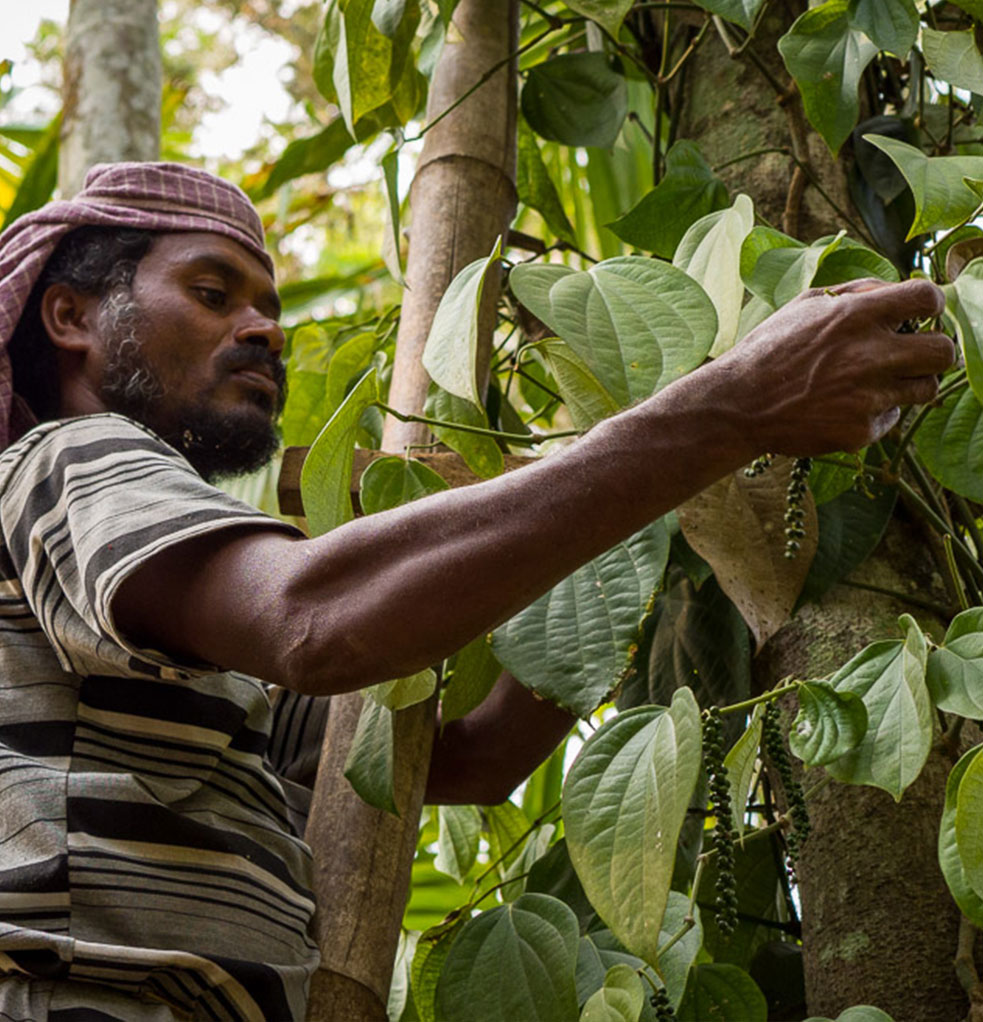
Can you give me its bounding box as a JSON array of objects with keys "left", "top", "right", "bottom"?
[
  {"left": 425, "top": 672, "right": 576, "bottom": 804},
  {"left": 275, "top": 365, "right": 756, "bottom": 690}
]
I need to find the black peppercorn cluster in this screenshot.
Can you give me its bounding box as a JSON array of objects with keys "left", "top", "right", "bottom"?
[
  {"left": 784, "top": 457, "right": 812, "bottom": 559},
  {"left": 702, "top": 706, "right": 738, "bottom": 936},
  {"left": 762, "top": 702, "right": 812, "bottom": 879},
  {"left": 649, "top": 985, "right": 677, "bottom": 1020},
  {"left": 744, "top": 452, "right": 775, "bottom": 477}
]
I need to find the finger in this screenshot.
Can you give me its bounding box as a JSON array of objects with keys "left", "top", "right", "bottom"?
[
  {"left": 888, "top": 375, "right": 942, "bottom": 407},
  {"left": 883, "top": 331, "right": 958, "bottom": 376},
  {"left": 851, "top": 277, "right": 945, "bottom": 320}
]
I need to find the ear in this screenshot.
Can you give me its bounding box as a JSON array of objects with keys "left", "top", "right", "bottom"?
[{"left": 39, "top": 283, "right": 101, "bottom": 353}]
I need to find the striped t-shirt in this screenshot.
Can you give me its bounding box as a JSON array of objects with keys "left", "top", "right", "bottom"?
[{"left": 0, "top": 413, "right": 319, "bottom": 1021}]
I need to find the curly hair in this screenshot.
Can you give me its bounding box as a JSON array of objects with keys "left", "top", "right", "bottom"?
[{"left": 8, "top": 226, "right": 156, "bottom": 419}]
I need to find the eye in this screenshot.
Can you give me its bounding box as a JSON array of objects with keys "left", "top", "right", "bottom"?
[{"left": 194, "top": 286, "right": 227, "bottom": 309}]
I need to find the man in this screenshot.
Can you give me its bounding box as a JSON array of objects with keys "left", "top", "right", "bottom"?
[{"left": 0, "top": 162, "right": 954, "bottom": 1021}]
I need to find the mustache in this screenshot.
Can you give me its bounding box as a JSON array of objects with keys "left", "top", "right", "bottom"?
[{"left": 218, "top": 346, "right": 287, "bottom": 389}]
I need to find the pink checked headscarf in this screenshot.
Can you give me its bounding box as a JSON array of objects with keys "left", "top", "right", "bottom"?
[{"left": 0, "top": 161, "right": 274, "bottom": 449}]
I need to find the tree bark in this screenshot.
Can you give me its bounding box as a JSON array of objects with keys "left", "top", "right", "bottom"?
[
  {"left": 304, "top": 4, "right": 518, "bottom": 1018},
  {"left": 677, "top": 8, "right": 970, "bottom": 1017},
  {"left": 60, "top": 0, "right": 162, "bottom": 196}
]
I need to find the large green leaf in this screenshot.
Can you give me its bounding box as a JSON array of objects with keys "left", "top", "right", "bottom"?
[
  {"left": 778, "top": 1, "right": 878, "bottom": 155},
  {"left": 517, "top": 117, "right": 577, "bottom": 245},
  {"left": 676, "top": 963, "right": 768, "bottom": 1022},
  {"left": 922, "top": 28, "right": 983, "bottom": 95},
  {"left": 606, "top": 140, "right": 729, "bottom": 260},
  {"left": 326, "top": 331, "right": 379, "bottom": 413},
  {"left": 424, "top": 387, "right": 504, "bottom": 479},
  {"left": 486, "top": 800, "right": 533, "bottom": 874},
  {"left": 300, "top": 368, "right": 379, "bottom": 536},
  {"left": 562, "top": 691, "right": 703, "bottom": 967},
  {"left": 440, "top": 635, "right": 502, "bottom": 725},
  {"left": 723, "top": 705, "right": 763, "bottom": 839},
  {"left": 673, "top": 194, "right": 755, "bottom": 357},
  {"left": 422, "top": 238, "right": 502, "bottom": 405},
  {"left": 521, "top": 53, "right": 628, "bottom": 149},
  {"left": 624, "top": 569, "right": 751, "bottom": 735},
  {"left": 538, "top": 340, "right": 620, "bottom": 430},
  {"left": 825, "top": 615, "right": 932, "bottom": 800},
  {"left": 955, "top": 745, "right": 983, "bottom": 906},
  {"left": 576, "top": 930, "right": 660, "bottom": 1019},
  {"left": 949, "top": 261, "right": 983, "bottom": 406},
  {"left": 509, "top": 258, "right": 716, "bottom": 408},
  {"left": 939, "top": 745, "right": 983, "bottom": 929},
  {"left": 435, "top": 894, "right": 581, "bottom": 1022},
  {"left": 410, "top": 915, "right": 464, "bottom": 1021},
  {"left": 491, "top": 518, "right": 671, "bottom": 716},
  {"left": 365, "top": 668, "right": 436, "bottom": 710},
  {"left": 692, "top": 0, "right": 765, "bottom": 31},
  {"left": 926, "top": 608, "right": 983, "bottom": 718},
  {"left": 561, "top": 1, "right": 634, "bottom": 38},
  {"left": 789, "top": 681, "right": 868, "bottom": 766},
  {"left": 343, "top": 696, "right": 396, "bottom": 814},
  {"left": 580, "top": 964, "right": 645, "bottom": 1022},
  {"left": 358, "top": 455, "right": 449, "bottom": 515},
  {"left": 744, "top": 234, "right": 844, "bottom": 308},
  {"left": 864, "top": 134, "right": 983, "bottom": 239},
  {"left": 914, "top": 382, "right": 983, "bottom": 501},
  {"left": 847, "top": 0, "right": 917, "bottom": 56},
  {"left": 435, "top": 804, "right": 483, "bottom": 884}
]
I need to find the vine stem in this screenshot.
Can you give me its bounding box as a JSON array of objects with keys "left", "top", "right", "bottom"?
[
  {"left": 376, "top": 402, "right": 580, "bottom": 446},
  {"left": 402, "top": 24, "right": 561, "bottom": 144},
  {"left": 944, "top": 534, "right": 971, "bottom": 611},
  {"left": 468, "top": 800, "right": 561, "bottom": 897},
  {"left": 719, "top": 681, "right": 799, "bottom": 717},
  {"left": 839, "top": 579, "right": 954, "bottom": 618},
  {"left": 655, "top": 854, "right": 704, "bottom": 960}
]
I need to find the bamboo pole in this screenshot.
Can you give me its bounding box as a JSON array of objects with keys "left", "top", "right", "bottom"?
[{"left": 304, "top": 4, "right": 519, "bottom": 1019}]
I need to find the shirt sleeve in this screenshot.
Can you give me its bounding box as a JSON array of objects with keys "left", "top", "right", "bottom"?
[{"left": 0, "top": 413, "right": 301, "bottom": 679}]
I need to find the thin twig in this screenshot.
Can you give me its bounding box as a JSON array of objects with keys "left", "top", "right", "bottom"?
[{"left": 838, "top": 579, "right": 954, "bottom": 618}]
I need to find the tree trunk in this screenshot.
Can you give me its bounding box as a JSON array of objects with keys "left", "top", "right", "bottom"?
[
  {"left": 60, "top": 0, "right": 162, "bottom": 196},
  {"left": 304, "top": 4, "right": 518, "bottom": 1019},
  {"left": 677, "top": 8, "right": 970, "bottom": 1017}
]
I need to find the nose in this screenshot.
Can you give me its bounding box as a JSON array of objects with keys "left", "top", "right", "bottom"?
[{"left": 234, "top": 311, "right": 285, "bottom": 356}]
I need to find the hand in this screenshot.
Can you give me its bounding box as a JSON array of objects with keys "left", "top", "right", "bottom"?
[{"left": 709, "top": 277, "right": 955, "bottom": 456}]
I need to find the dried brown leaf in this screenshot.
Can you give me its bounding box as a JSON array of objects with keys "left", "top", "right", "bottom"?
[{"left": 676, "top": 457, "right": 818, "bottom": 650}]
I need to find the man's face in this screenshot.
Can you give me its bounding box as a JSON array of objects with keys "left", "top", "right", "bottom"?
[{"left": 95, "top": 232, "right": 287, "bottom": 481}]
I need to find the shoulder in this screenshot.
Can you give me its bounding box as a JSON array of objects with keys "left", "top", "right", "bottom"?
[{"left": 0, "top": 412, "right": 193, "bottom": 489}]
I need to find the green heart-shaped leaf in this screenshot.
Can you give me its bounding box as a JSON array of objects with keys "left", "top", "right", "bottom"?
[
  {"left": 789, "top": 681, "right": 868, "bottom": 766},
  {"left": 940, "top": 745, "right": 983, "bottom": 928},
  {"left": 848, "top": 0, "right": 917, "bottom": 56},
  {"left": 676, "top": 963, "right": 768, "bottom": 1022},
  {"left": 435, "top": 893, "right": 581, "bottom": 1022},
  {"left": 606, "top": 140, "right": 729, "bottom": 259},
  {"left": 674, "top": 194, "right": 755, "bottom": 356},
  {"left": 562, "top": 690, "right": 702, "bottom": 966},
  {"left": 561, "top": 0, "right": 634, "bottom": 38},
  {"left": 301, "top": 368, "right": 379, "bottom": 536},
  {"left": 538, "top": 339, "right": 620, "bottom": 430},
  {"left": 927, "top": 608, "right": 983, "bottom": 717},
  {"left": 434, "top": 804, "right": 482, "bottom": 884},
  {"left": 509, "top": 257, "right": 716, "bottom": 408},
  {"left": 914, "top": 381, "right": 983, "bottom": 501},
  {"left": 825, "top": 615, "right": 932, "bottom": 800},
  {"left": 864, "top": 134, "right": 983, "bottom": 239},
  {"left": 922, "top": 28, "right": 983, "bottom": 95},
  {"left": 359, "top": 455, "right": 449, "bottom": 515},
  {"left": 343, "top": 695, "right": 396, "bottom": 814},
  {"left": 778, "top": 0, "right": 878, "bottom": 155},
  {"left": 491, "top": 518, "right": 670, "bottom": 716},
  {"left": 580, "top": 964, "right": 645, "bottom": 1022},
  {"left": 521, "top": 52, "right": 628, "bottom": 149}
]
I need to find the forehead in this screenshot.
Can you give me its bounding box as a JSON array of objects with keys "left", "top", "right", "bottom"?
[{"left": 136, "top": 232, "right": 277, "bottom": 293}]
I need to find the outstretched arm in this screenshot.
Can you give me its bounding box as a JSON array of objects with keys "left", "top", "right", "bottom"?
[{"left": 113, "top": 278, "right": 955, "bottom": 696}]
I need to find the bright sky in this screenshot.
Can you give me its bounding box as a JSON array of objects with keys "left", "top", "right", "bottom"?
[{"left": 3, "top": 0, "right": 296, "bottom": 160}]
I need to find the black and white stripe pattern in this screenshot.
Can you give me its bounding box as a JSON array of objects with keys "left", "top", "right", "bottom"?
[{"left": 0, "top": 414, "right": 318, "bottom": 1021}]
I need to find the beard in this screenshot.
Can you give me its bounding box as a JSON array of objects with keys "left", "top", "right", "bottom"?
[{"left": 97, "top": 288, "right": 287, "bottom": 483}]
